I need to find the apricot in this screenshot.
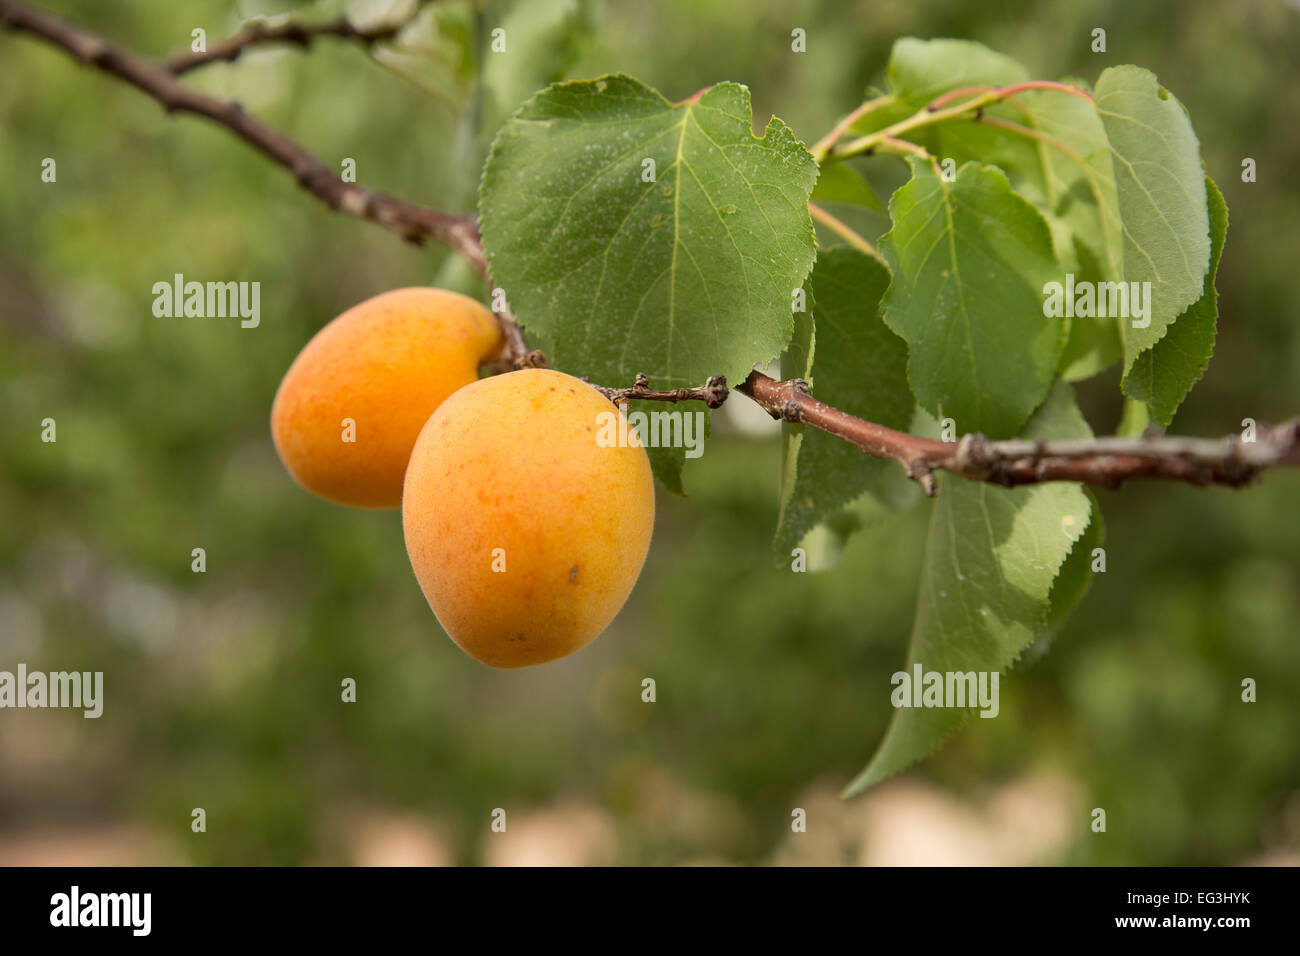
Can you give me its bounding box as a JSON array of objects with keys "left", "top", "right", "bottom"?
[
  {"left": 402, "top": 368, "right": 655, "bottom": 668},
  {"left": 271, "top": 288, "right": 502, "bottom": 508}
]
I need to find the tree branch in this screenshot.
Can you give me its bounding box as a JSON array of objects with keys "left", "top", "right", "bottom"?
[
  {"left": 0, "top": 0, "right": 484, "bottom": 270},
  {"left": 589, "top": 373, "right": 729, "bottom": 409},
  {"left": 6, "top": 0, "right": 1300, "bottom": 491},
  {"left": 737, "top": 371, "right": 1300, "bottom": 495},
  {"left": 164, "top": 4, "right": 430, "bottom": 76}
]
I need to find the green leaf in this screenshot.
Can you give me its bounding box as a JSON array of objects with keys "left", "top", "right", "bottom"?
[
  {"left": 1094, "top": 66, "right": 1211, "bottom": 377},
  {"left": 885, "top": 37, "right": 1029, "bottom": 107},
  {"left": 1123, "top": 176, "right": 1228, "bottom": 425},
  {"left": 774, "top": 248, "right": 913, "bottom": 559},
  {"left": 845, "top": 379, "right": 1092, "bottom": 796},
  {"left": 879, "top": 158, "right": 1064, "bottom": 438},
  {"left": 479, "top": 75, "right": 818, "bottom": 389},
  {"left": 1043, "top": 489, "right": 1105, "bottom": 641},
  {"left": 810, "top": 162, "right": 882, "bottom": 211},
  {"left": 1014, "top": 86, "right": 1124, "bottom": 284}
]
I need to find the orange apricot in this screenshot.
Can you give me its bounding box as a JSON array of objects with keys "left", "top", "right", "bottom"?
[
  {"left": 402, "top": 368, "right": 655, "bottom": 668},
  {"left": 271, "top": 288, "right": 502, "bottom": 508}
]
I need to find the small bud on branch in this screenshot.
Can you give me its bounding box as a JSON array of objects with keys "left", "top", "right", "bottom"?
[{"left": 589, "top": 373, "right": 729, "bottom": 409}]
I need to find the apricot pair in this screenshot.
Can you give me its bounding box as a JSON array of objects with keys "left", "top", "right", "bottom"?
[{"left": 270, "top": 288, "right": 655, "bottom": 667}]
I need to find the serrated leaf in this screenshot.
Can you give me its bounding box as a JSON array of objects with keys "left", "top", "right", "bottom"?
[
  {"left": 845, "top": 380, "right": 1092, "bottom": 796},
  {"left": 879, "top": 159, "right": 1064, "bottom": 438},
  {"left": 479, "top": 75, "right": 818, "bottom": 389},
  {"left": 1094, "top": 66, "right": 1211, "bottom": 376},
  {"left": 774, "top": 248, "right": 913, "bottom": 559},
  {"left": 1123, "top": 176, "right": 1228, "bottom": 425},
  {"left": 810, "top": 162, "right": 882, "bottom": 211}
]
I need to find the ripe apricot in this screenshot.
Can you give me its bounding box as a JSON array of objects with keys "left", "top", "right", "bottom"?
[
  {"left": 271, "top": 288, "right": 502, "bottom": 508},
  {"left": 402, "top": 368, "right": 655, "bottom": 668}
]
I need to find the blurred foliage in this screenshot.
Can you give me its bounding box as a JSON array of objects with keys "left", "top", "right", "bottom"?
[{"left": 1, "top": 0, "right": 1298, "bottom": 865}]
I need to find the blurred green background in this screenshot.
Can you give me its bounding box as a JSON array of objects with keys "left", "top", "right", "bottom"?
[{"left": 1, "top": 0, "right": 1298, "bottom": 865}]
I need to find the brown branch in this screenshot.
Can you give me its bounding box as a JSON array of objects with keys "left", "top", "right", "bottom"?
[
  {"left": 481, "top": 272, "right": 532, "bottom": 369},
  {"left": 589, "top": 373, "right": 729, "bottom": 409},
  {"left": 0, "top": 0, "right": 485, "bottom": 270},
  {"left": 738, "top": 371, "right": 1300, "bottom": 495},
  {"left": 164, "top": 4, "right": 429, "bottom": 75}
]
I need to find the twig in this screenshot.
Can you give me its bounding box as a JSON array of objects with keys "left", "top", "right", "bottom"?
[
  {"left": 926, "top": 80, "right": 1092, "bottom": 111},
  {"left": 873, "top": 135, "right": 943, "bottom": 177},
  {"left": 482, "top": 317, "right": 536, "bottom": 372},
  {"left": 829, "top": 80, "right": 1091, "bottom": 163},
  {"left": 0, "top": 0, "right": 487, "bottom": 274},
  {"left": 588, "top": 373, "right": 729, "bottom": 409},
  {"left": 808, "top": 202, "right": 887, "bottom": 266},
  {"left": 478, "top": 274, "right": 532, "bottom": 370},
  {"left": 164, "top": 4, "right": 429, "bottom": 75},
  {"left": 737, "top": 371, "right": 1300, "bottom": 495},
  {"left": 810, "top": 95, "right": 894, "bottom": 163}
]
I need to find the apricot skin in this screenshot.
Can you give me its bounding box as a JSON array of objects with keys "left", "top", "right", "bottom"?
[
  {"left": 271, "top": 288, "right": 502, "bottom": 508},
  {"left": 402, "top": 368, "right": 655, "bottom": 668}
]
